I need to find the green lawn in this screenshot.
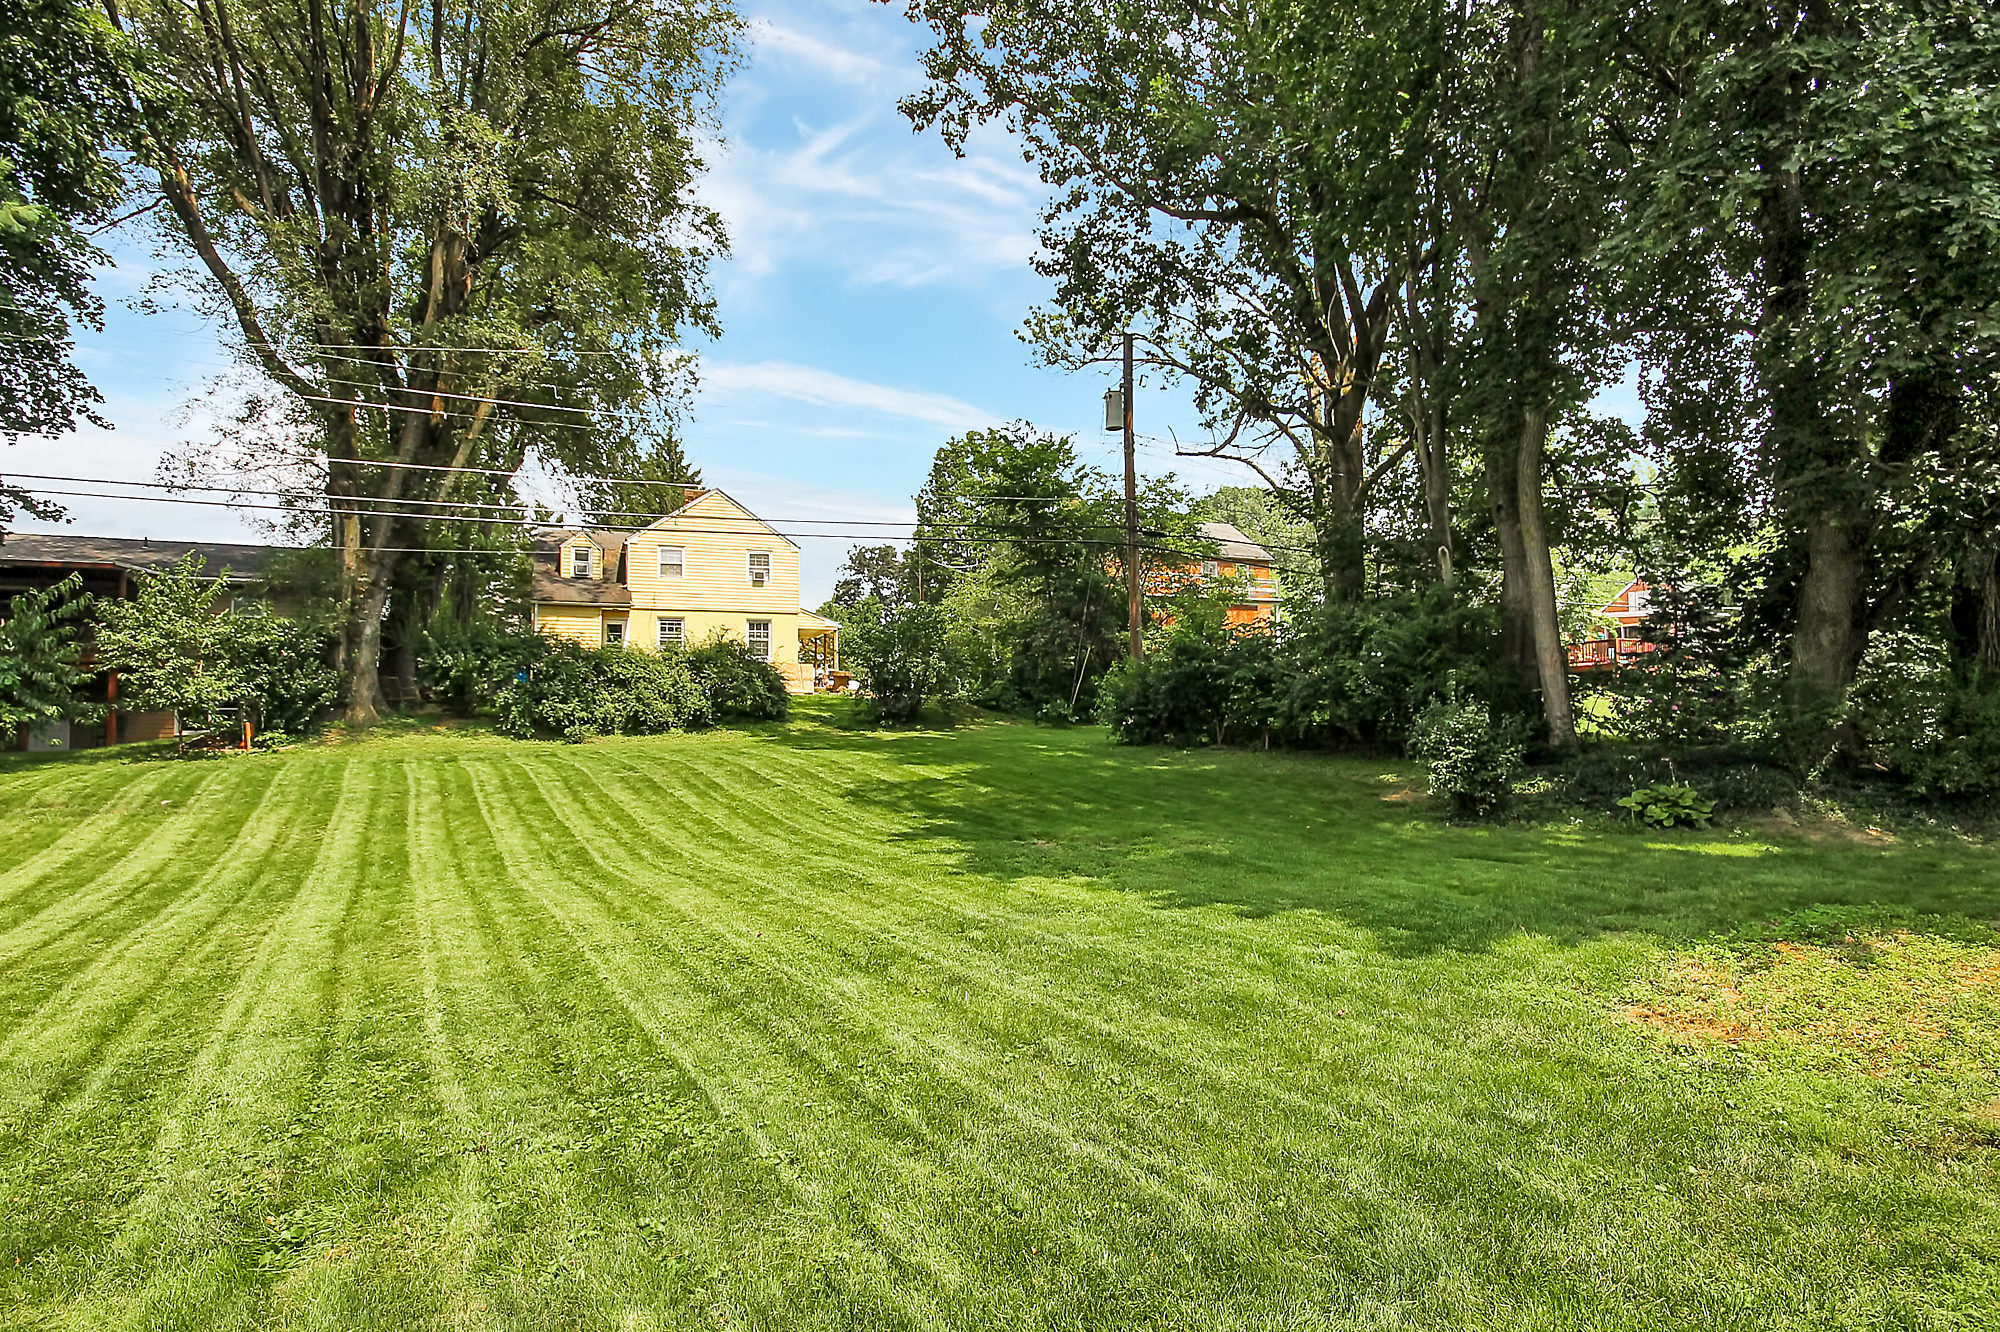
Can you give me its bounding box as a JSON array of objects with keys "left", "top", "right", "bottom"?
[{"left": 2, "top": 702, "right": 1998, "bottom": 1330}]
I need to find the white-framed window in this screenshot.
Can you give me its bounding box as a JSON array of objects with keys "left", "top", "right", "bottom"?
[
  {"left": 745, "top": 619, "right": 772, "bottom": 661},
  {"left": 569, "top": 545, "right": 592, "bottom": 579},
  {"left": 1201, "top": 560, "right": 1219, "bottom": 578},
  {"left": 604, "top": 619, "right": 625, "bottom": 646},
  {"left": 747, "top": 550, "right": 771, "bottom": 587},
  {"left": 658, "top": 545, "right": 685, "bottom": 578},
  {"left": 657, "top": 617, "right": 684, "bottom": 649}
]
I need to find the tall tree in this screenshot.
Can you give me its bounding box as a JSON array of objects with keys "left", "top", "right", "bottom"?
[
  {"left": 0, "top": 0, "right": 135, "bottom": 527},
  {"left": 577, "top": 436, "right": 703, "bottom": 527},
  {"left": 1622, "top": 0, "right": 2000, "bottom": 736},
  {"left": 901, "top": 0, "right": 1439, "bottom": 603},
  {"left": 107, "top": 0, "right": 737, "bottom": 720},
  {"left": 1450, "top": 0, "right": 1631, "bottom": 750}
]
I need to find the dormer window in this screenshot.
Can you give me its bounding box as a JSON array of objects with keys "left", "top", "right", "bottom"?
[
  {"left": 747, "top": 551, "right": 771, "bottom": 587},
  {"left": 569, "top": 546, "right": 591, "bottom": 579}
]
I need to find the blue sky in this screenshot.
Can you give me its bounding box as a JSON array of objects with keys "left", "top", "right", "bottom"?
[{"left": 5, "top": 0, "right": 1248, "bottom": 604}]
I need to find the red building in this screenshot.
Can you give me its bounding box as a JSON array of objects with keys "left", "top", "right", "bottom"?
[
  {"left": 1147, "top": 522, "right": 1282, "bottom": 628},
  {"left": 1566, "top": 578, "right": 1664, "bottom": 671}
]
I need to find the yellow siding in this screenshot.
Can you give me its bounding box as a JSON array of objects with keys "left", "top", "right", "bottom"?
[
  {"left": 623, "top": 491, "right": 801, "bottom": 617},
  {"left": 628, "top": 610, "right": 801, "bottom": 664},
  {"left": 537, "top": 604, "right": 605, "bottom": 646},
  {"left": 535, "top": 491, "right": 825, "bottom": 691},
  {"left": 557, "top": 538, "right": 604, "bottom": 580}
]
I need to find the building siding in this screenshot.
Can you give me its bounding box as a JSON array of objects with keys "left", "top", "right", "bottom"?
[{"left": 532, "top": 492, "right": 824, "bottom": 691}]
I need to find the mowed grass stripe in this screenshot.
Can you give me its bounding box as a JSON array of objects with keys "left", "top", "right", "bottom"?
[
  {"left": 0, "top": 763, "right": 334, "bottom": 1154},
  {"left": 490, "top": 754, "right": 1260, "bottom": 1278},
  {"left": 579, "top": 749, "right": 1416, "bottom": 1157},
  {"left": 0, "top": 762, "right": 198, "bottom": 908},
  {"left": 2, "top": 723, "right": 1997, "bottom": 1329},
  {"left": 477, "top": 752, "right": 1118, "bottom": 1319},
  {"left": 50, "top": 759, "right": 379, "bottom": 1330},
  {"left": 453, "top": 756, "right": 957, "bottom": 1328},
  {"left": 0, "top": 760, "right": 273, "bottom": 971},
  {"left": 453, "top": 759, "right": 914, "bottom": 1327}
]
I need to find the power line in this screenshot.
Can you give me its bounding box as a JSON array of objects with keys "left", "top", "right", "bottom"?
[{"left": 2, "top": 485, "right": 1229, "bottom": 560}]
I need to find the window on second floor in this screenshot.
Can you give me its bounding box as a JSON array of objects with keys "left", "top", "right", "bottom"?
[
  {"left": 745, "top": 619, "right": 772, "bottom": 661},
  {"left": 569, "top": 545, "right": 591, "bottom": 579},
  {"left": 747, "top": 550, "right": 772, "bottom": 586},
  {"left": 658, "top": 617, "right": 684, "bottom": 649},
  {"left": 659, "top": 545, "right": 685, "bottom": 578},
  {"left": 1201, "top": 560, "right": 1219, "bottom": 579}
]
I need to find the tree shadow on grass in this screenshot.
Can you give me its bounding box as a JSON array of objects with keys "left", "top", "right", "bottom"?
[{"left": 759, "top": 714, "right": 2000, "bottom": 957}]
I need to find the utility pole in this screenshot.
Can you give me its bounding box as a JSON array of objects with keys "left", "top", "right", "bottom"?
[{"left": 1121, "top": 332, "right": 1142, "bottom": 658}]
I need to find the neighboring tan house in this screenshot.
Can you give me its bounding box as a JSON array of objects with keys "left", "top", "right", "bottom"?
[
  {"left": 1566, "top": 578, "right": 1664, "bottom": 671},
  {"left": 531, "top": 489, "right": 839, "bottom": 693},
  {"left": 1146, "top": 521, "right": 1282, "bottom": 629},
  {"left": 0, "top": 532, "right": 283, "bottom": 750}
]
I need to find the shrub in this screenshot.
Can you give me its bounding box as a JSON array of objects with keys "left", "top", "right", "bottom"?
[
  {"left": 1616, "top": 783, "right": 1717, "bottom": 829},
  {"left": 1410, "top": 700, "right": 1526, "bottom": 820},
  {"left": 0, "top": 574, "right": 93, "bottom": 740},
  {"left": 1101, "top": 591, "right": 1504, "bottom": 752},
  {"left": 233, "top": 615, "right": 339, "bottom": 734},
  {"left": 848, "top": 603, "right": 948, "bottom": 723},
  {"left": 1851, "top": 634, "right": 2000, "bottom": 799},
  {"left": 1097, "top": 637, "right": 1234, "bottom": 746},
  {"left": 494, "top": 639, "right": 711, "bottom": 741},
  {"left": 685, "top": 631, "right": 790, "bottom": 721},
  {"left": 96, "top": 555, "right": 336, "bottom": 740},
  {"left": 419, "top": 621, "right": 542, "bottom": 715}
]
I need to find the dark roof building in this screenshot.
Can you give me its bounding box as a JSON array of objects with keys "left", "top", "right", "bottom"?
[{"left": 0, "top": 532, "right": 286, "bottom": 592}]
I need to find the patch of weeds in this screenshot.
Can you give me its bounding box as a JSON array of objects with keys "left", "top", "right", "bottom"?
[{"left": 1626, "top": 908, "right": 2000, "bottom": 1096}]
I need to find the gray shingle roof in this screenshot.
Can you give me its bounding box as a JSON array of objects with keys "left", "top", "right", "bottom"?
[
  {"left": 0, "top": 532, "right": 286, "bottom": 581},
  {"left": 531, "top": 528, "right": 632, "bottom": 606},
  {"left": 1196, "top": 521, "right": 1272, "bottom": 564}
]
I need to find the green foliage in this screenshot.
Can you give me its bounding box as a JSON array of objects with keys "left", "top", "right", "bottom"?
[
  {"left": 684, "top": 631, "right": 789, "bottom": 722},
  {"left": 95, "top": 555, "right": 335, "bottom": 737},
  {"left": 1411, "top": 700, "right": 1526, "bottom": 821},
  {"left": 847, "top": 603, "right": 948, "bottom": 724},
  {"left": 1102, "top": 593, "right": 1504, "bottom": 754},
  {"left": 1852, "top": 634, "right": 2000, "bottom": 800},
  {"left": 94, "top": 557, "right": 248, "bottom": 729},
  {"left": 231, "top": 613, "right": 339, "bottom": 734},
  {"left": 0, "top": 0, "right": 134, "bottom": 474},
  {"left": 112, "top": 0, "right": 739, "bottom": 712},
  {"left": 419, "top": 620, "right": 543, "bottom": 715},
  {"left": 0, "top": 573, "right": 92, "bottom": 737},
  {"left": 1615, "top": 783, "right": 1717, "bottom": 830},
  {"left": 910, "top": 423, "right": 1188, "bottom": 714},
  {"left": 494, "top": 639, "right": 711, "bottom": 742},
  {"left": 1588, "top": 578, "right": 1748, "bottom": 751}
]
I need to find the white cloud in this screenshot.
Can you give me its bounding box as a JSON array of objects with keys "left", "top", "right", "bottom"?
[
  {"left": 701, "top": 8, "right": 1045, "bottom": 291},
  {"left": 697, "top": 359, "right": 998, "bottom": 429},
  {"left": 746, "top": 18, "right": 901, "bottom": 89}
]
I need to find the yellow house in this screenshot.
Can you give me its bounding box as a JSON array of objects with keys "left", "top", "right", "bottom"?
[{"left": 532, "top": 489, "right": 839, "bottom": 693}]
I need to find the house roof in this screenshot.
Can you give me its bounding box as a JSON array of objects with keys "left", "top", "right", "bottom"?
[
  {"left": 531, "top": 529, "right": 632, "bottom": 606},
  {"left": 0, "top": 532, "right": 287, "bottom": 582},
  {"left": 1197, "top": 521, "right": 1272, "bottom": 564},
  {"left": 1597, "top": 579, "right": 1652, "bottom": 620}
]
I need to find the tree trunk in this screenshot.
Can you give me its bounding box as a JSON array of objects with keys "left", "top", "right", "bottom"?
[
  {"left": 1749, "top": 15, "right": 1871, "bottom": 726},
  {"left": 1982, "top": 562, "right": 2000, "bottom": 676},
  {"left": 1483, "top": 421, "right": 1537, "bottom": 693},
  {"left": 340, "top": 554, "right": 393, "bottom": 724},
  {"left": 1516, "top": 402, "right": 1576, "bottom": 750}
]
